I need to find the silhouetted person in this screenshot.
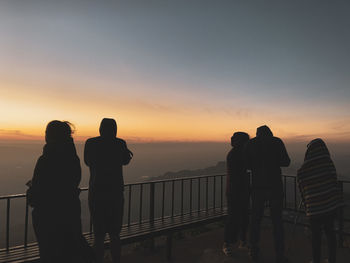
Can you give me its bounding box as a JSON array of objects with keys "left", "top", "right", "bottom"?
[
  {"left": 244, "top": 125, "right": 290, "bottom": 263},
  {"left": 223, "top": 132, "right": 250, "bottom": 256},
  {"left": 29, "top": 121, "right": 83, "bottom": 263},
  {"left": 297, "top": 139, "right": 343, "bottom": 263},
  {"left": 84, "top": 118, "right": 133, "bottom": 263}
]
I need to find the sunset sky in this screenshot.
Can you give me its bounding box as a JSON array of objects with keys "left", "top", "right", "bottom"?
[{"left": 1, "top": 1, "right": 349, "bottom": 142}]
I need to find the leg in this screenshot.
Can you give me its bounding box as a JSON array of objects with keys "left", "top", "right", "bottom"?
[
  {"left": 166, "top": 234, "right": 173, "bottom": 261},
  {"left": 224, "top": 195, "right": 239, "bottom": 244},
  {"left": 239, "top": 194, "right": 250, "bottom": 243},
  {"left": 323, "top": 214, "right": 337, "bottom": 263},
  {"left": 110, "top": 233, "right": 122, "bottom": 263},
  {"left": 94, "top": 233, "right": 106, "bottom": 263},
  {"left": 109, "top": 197, "right": 124, "bottom": 263},
  {"left": 310, "top": 218, "right": 322, "bottom": 263},
  {"left": 249, "top": 188, "right": 266, "bottom": 259},
  {"left": 269, "top": 193, "right": 285, "bottom": 261}
]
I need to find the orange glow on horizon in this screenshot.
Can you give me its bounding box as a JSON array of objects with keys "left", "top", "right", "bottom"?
[{"left": 1, "top": 79, "right": 350, "bottom": 144}]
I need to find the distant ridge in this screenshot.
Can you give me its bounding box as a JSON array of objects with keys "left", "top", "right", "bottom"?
[{"left": 149, "top": 161, "right": 226, "bottom": 180}]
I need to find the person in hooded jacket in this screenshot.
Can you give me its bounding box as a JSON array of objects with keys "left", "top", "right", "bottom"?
[
  {"left": 222, "top": 132, "right": 250, "bottom": 256},
  {"left": 84, "top": 118, "right": 133, "bottom": 263},
  {"left": 30, "top": 120, "right": 82, "bottom": 263},
  {"left": 297, "top": 139, "right": 343, "bottom": 263},
  {"left": 244, "top": 125, "right": 290, "bottom": 263}
]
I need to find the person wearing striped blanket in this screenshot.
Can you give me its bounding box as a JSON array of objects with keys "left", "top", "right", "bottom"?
[{"left": 297, "top": 138, "right": 343, "bottom": 263}]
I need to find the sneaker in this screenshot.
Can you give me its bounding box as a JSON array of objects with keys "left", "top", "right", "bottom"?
[
  {"left": 275, "top": 256, "right": 289, "bottom": 263},
  {"left": 238, "top": 240, "right": 248, "bottom": 250},
  {"left": 222, "top": 242, "right": 234, "bottom": 256},
  {"left": 249, "top": 247, "right": 259, "bottom": 262}
]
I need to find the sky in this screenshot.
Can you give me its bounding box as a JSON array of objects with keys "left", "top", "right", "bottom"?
[{"left": 1, "top": 0, "right": 350, "bottom": 142}]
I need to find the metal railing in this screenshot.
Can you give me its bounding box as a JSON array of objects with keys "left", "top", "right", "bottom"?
[
  {"left": 1, "top": 174, "right": 349, "bottom": 252},
  {"left": 0, "top": 174, "right": 226, "bottom": 251}
]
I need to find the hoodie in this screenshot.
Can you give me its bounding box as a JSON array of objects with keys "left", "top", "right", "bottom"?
[
  {"left": 244, "top": 125, "right": 290, "bottom": 188},
  {"left": 84, "top": 119, "right": 132, "bottom": 201}
]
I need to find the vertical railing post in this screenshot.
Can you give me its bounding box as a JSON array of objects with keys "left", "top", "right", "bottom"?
[
  {"left": 89, "top": 215, "right": 93, "bottom": 234},
  {"left": 220, "top": 175, "right": 223, "bottom": 210},
  {"left": 206, "top": 176, "right": 209, "bottom": 212},
  {"left": 189, "top": 179, "right": 193, "bottom": 213},
  {"left": 181, "top": 179, "right": 184, "bottom": 216},
  {"left": 213, "top": 176, "right": 216, "bottom": 209},
  {"left": 338, "top": 181, "right": 344, "bottom": 247},
  {"left": 283, "top": 176, "right": 287, "bottom": 208},
  {"left": 149, "top": 182, "right": 155, "bottom": 225},
  {"left": 24, "top": 197, "right": 29, "bottom": 247},
  {"left": 128, "top": 185, "right": 132, "bottom": 226},
  {"left": 198, "top": 178, "right": 201, "bottom": 213},
  {"left": 294, "top": 177, "right": 297, "bottom": 211},
  {"left": 149, "top": 182, "right": 155, "bottom": 252},
  {"left": 6, "top": 198, "right": 10, "bottom": 251},
  {"left": 139, "top": 184, "right": 143, "bottom": 224},
  {"left": 162, "top": 181, "right": 165, "bottom": 220},
  {"left": 171, "top": 180, "right": 175, "bottom": 217}
]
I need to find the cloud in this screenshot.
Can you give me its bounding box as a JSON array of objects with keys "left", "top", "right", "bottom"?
[
  {"left": 0, "top": 129, "right": 22, "bottom": 135},
  {"left": 0, "top": 129, "right": 40, "bottom": 140}
]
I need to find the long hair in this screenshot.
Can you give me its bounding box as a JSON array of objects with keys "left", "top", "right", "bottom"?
[{"left": 45, "top": 120, "right": 74, "bottom": 143}]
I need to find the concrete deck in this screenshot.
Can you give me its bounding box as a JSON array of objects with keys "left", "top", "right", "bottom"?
[{"left": 108, "top": 220, "right": 350, "bottom": 263}]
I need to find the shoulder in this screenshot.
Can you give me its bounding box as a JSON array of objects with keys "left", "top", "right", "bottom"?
[
  {"left": 116, "top": 137, "right": 127, "bottom": 146},
  {"left": 246, "top": 138, "right": 256, "bottom": 148},
  {"left": 36, "top": 155, "right": 46, "bottom": 164},
  {"left": 85, "top": 137, "right": 101, "bottom": 145},
  {"left": 226, "top": 149, "right": 235, "bottom": 159},
  {"left": 272, "top": 137, "right": 285, "bottom": 145}
]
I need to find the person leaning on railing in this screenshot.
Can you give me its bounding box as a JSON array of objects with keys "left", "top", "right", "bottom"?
[
  {"left": 244, "top": 125, "right": 290, "bottom": 263},
  {"left": 297, "top": 138, "right": 344, "bottom": 263},
  {"left": 84, "top": 118, "right": 133, "bottom": 263}
]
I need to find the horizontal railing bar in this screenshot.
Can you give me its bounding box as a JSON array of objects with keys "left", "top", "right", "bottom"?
[
  {"left": 1, "top": 174, "right": 349, "bottom": 200},
  {"left": 0, "top": 194, "right": 26, "bottom": 200},
  {"left": 0, "top": 174, "right": 227, "bottom": 200}
]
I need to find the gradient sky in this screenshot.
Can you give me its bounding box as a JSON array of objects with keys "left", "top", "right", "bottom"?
[{"left": 1, "top": 0, "right": 349, "bottom": 142}]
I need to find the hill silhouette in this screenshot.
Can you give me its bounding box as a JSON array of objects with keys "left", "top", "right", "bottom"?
[{"left": 149, "top": 161, "right": 226, "bottom": 180}]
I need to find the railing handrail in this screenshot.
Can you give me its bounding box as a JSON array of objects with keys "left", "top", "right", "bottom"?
[
  {"left": 1, "top": 173, "right": 349, "bottom": 252},
  {"left": 0, "top": 173, "right": 227, "bottom": 200},
  {"left": 1, "top": 173, "right": 350, "bottom": 200}
]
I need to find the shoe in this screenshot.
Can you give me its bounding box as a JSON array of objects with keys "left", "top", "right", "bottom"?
[
  {"left": 238, "top": 240, "right": 248, "bottom": 250},
  {"left": 249, "top": 247, "right": 259, "bottom": 262},
  {"left": 275, "top": 256, "right": 289, "bottom": 263},
  {"left": 222, "top": 242, "right": 234, "bottom": 257}
]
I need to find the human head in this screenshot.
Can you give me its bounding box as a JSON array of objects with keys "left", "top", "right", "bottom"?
[
  {"left": 231, "top": 132, "right": 250, "bottom": 147},
  {"left": 99, "top": 118, "right": 117, "bottom": 138},
  {"left": 256, "top": 125, "right": 273, "bottom": 137},
  {"left": 45, "top": 120, "right": 74, "bottom": 143},
  {"left": 305, "top": 138, "right": 330, "bottom": 160}
]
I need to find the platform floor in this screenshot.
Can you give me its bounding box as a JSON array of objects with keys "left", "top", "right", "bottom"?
[{"left": 109, "top": 220, "right": 350, "bottom": 263}]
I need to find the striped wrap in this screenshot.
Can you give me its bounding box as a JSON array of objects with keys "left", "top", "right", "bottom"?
[{"left": 297, "top": 139, "right": 343, "bottom": 217}]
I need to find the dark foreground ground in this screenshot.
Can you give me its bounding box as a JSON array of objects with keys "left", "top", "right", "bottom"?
[{"left": 105, "top": 220, "right": 350, "bottom": 263}]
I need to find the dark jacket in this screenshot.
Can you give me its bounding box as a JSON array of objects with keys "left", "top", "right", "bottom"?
[
  {"left": 244, "top": 126, "right": 290, "bottom": 188},
  {"left": 30, "top": 141, "right": 84, "bottom": 263},
  {"left": 84, "top": 136, "right": 132, "bottom": 201},
  {"left": 226, "top": 132, "right": 250, "bottom": 198},
  {"left": 31, "top": 141, "right": 81, "bottom": 210}
]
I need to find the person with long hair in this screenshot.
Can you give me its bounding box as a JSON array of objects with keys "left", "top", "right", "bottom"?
[
  {"left": 297, "top": 138, "right": 343, "bottom": 263},
  {"left": 29, "top": 120, "right": 83, "bottom": 263},
  {"left": 223, "top": 132, "right": 250, "bottom": 256}
]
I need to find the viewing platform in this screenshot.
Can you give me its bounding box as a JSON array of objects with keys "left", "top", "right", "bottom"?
[
  {"left": 0, "top": 174, "right": 349, "bottom": 263},
  {"left": 117, "top": 221, "right": 350, "bottom": 263}
]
